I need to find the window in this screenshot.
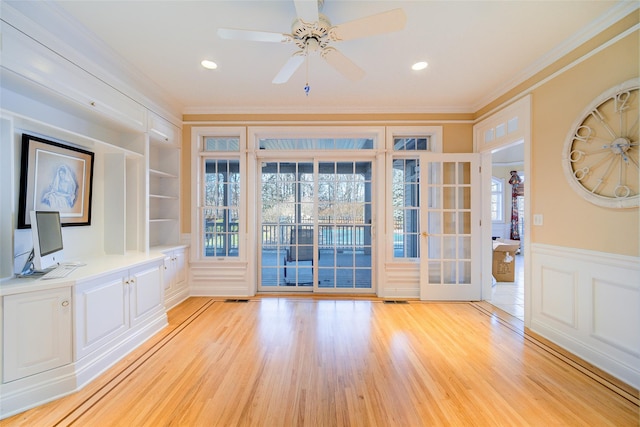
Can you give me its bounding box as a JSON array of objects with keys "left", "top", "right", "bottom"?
[
  {"left": 388, "top": 127, "right": 442, "bottom": 260},
  {"left": 392, "top": 158, "right": 420, "bottom": 258},
  {"left": 203, "top": 159, "right": 240, "bottom": 257},
  {"left": 491, "top": 177, "right": 504, "bottom": 222},
  {"left": 393, "top": 137, "right": 429, "bottom": 151},
  {"left": 195, "top": 132, "right": 243, "bottom": 259},
  {"left": 259, "top": 138, "right": 373, "bottom": 150}
]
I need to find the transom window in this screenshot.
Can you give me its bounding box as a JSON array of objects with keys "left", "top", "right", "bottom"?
[
  {"left": 204, "top": 137, "right": 239, "bottom": 152},
  {"left": 393, "top": 137, "right": 429, "bottom": 151},
  {"left": 259, "top": 138, "right": 373, "bottom": 150}
]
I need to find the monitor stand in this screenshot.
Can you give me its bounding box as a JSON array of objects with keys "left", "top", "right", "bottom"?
[{"left": 18, "top": 249, "right": 44, "bottom": 277}]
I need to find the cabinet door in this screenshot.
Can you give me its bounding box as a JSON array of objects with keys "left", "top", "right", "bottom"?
[
  {"left": 129, "top": 263, "right": 163, "bottom": 326},
  {"left": 75, "top": 272, "right": 129, "bottom": 360},
  {"left": 3, "top": 288, "right": 72, "bottom": 383},
  {"left": 174, "top": 250, "right": 186, "bottom": 288},
  {"left": 163, "top": 255, "right": 175, "bottom": 292}
]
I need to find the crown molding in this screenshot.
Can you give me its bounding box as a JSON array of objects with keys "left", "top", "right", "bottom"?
[{"left": 182, "top": 104, "right": 474, "bottom": 116}]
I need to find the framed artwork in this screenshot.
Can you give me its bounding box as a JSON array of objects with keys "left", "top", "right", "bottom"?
[{"left": 18, "top": 134, "right": 95, "bottom": 228}]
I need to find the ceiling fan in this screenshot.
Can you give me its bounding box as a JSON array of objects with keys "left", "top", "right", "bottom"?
[{"left": 217, "top": 0, "right": 406, "bottom": 84}]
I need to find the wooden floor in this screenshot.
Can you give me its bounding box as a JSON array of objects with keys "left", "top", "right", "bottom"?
[{"left": 2, "top": 297, "right": 638, "bottom": 426}]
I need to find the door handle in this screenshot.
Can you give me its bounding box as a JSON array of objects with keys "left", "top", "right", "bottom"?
[{"left": 421, "top": 231, "right": 428, "bottom": 238}]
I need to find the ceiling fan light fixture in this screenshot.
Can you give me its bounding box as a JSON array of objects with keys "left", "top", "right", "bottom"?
[
  {"left": 201, "top": 59, "right": 218, "bottom": 70},
  {"left": 218, "top": 1, "right": 407, "bottom": 84},
  {"left": 412, "top": 61, "right": 428, "bottom": 71}
]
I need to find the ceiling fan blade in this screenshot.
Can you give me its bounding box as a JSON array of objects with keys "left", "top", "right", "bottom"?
[
  {"left": 217, "top": 28, "right": 289, "bottom": 43},
  {"left": 321, "top": 48, "right": 365, "bottom": 82},
  {"left": 294, "top": 0, "right": 319, "bottom": 23},
  {"left": 331, "top": 8, "right": 406, "bottom": 41},
  {"left": 273, "top": 55, "right": 306, "bottom": 84}
]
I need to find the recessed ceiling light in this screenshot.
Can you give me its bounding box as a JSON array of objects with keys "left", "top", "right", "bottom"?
[
  {"left": 201, "top": 60, "right": 218, "bottom": 70},
  {"left": 412, "top": 61, "right": 428, "bottom": 71}
]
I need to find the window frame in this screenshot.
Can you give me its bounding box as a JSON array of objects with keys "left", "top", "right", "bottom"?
[
  {"left": 191, "top": 127, "right": 246, "bottom": 262},
  {"left": 385, "top": 126, "right": 443, "bottom": 261}
]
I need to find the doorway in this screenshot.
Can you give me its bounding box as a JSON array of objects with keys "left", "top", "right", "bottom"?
[
  {"left": 258, "top": 160, "right": 373, "bottom": 293},
  {"left": 489, "top": 143, "right": 525, "bottom": 319}
]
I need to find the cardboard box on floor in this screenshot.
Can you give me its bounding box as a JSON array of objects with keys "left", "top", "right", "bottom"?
[{"left": 492, "top": 239, "right": 520, "bottom": 282}]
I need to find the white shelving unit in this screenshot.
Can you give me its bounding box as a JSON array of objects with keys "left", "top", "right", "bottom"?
[
  {"left": 0, "top": 3, "right": 188, "bottom": 418},
  {"left": 147, "top": 112, "right": 181, "bottom": 250}
]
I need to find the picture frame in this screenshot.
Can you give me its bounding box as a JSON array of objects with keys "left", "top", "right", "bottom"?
[{"left": 18, "top": 134, "right": 94, "bottom": 228}]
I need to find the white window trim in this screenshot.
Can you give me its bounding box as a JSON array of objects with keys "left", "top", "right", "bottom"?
[
  {"left": 191, "top": 126, "right": 247, "bottom": 262},
  {"left": 385, "top": 126, "right": 443, "bottom": 153},
  {"left": 385, "top": 126, "right": 443, "bottom": 263}
]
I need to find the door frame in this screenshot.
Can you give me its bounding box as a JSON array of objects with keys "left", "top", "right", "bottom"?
[
  {"left": 474, "top": 96, "right": 532, "bottom": 326},
  {"left": 249, "top": 125, "right": 385, "bottom": 294}
]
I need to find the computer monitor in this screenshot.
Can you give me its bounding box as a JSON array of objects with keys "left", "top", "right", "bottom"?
[{"left": 30, "top": 210, "right": 65, "bottom": 271}]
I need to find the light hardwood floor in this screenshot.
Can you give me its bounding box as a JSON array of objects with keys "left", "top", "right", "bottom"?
[{"left": 2, "top": 297, "right": 638, "bottom": 426}]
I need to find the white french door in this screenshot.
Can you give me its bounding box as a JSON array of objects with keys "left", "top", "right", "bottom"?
[{"left": 419, "top": 154, "right": 481, "bottom": 300}]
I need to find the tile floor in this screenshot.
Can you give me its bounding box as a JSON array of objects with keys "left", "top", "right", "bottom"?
[{"left": 490, "top": 254, "right": 524, "bottom": 320}]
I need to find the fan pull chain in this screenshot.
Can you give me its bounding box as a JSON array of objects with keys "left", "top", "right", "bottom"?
[{"left": 304, "top": 56, "right": 310, "bottom": 96}]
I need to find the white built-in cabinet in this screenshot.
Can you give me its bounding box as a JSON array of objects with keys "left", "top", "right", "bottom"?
[
  {"left": 0, "top": 4, "right": 187, "bottom": 418},
  {"left": 0, "top": 24, "right": 147, "bottom": 132},
  {"left": 1, "top": 11, "right": 183, "bottom": 258},
  {"left": 163, "top": 247, "right": 189, "bottom": 309},
  {"left": 2, "top": 287, "right": 72, "bottom": 383},
  {"left": 0, "top": 257, "right": 167, "bottom": 419},
  {"left": 74, "top": 262, "right": 164, "bottom": 360}
]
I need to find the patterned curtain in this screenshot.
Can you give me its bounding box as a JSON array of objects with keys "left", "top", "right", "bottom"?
[{"left": 508, "top": 171, "right": 523, "bottom": 240}]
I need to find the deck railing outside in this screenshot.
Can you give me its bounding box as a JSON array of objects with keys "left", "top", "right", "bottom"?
[{"left": 205, "top": 219, "right": 404, "bottom": 253}]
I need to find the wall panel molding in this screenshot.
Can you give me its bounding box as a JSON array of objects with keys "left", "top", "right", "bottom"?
[{"left": 531, "top": 243, "right": 640, "bottom": 389}]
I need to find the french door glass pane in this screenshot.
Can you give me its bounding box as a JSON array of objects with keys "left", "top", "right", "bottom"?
[{"left": 425, "top": 160, "right": 473, "bottom": 286}]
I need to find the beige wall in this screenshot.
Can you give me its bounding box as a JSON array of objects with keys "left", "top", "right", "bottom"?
[{"left": 530, "top": 29, "right": 638, "bottom": 257}]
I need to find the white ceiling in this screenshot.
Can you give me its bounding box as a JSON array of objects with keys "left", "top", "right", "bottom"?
[{"left": 48, "top": 1, "right": 625, "bottom": 114}]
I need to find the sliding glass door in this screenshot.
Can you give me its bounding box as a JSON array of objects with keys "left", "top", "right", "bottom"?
[{"left": 258, "top": 160, "right": 373, "bottom": 292}]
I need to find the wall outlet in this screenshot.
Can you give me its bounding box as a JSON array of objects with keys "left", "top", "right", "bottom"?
[{"left": 533, "top": 214, "right": 543, "bottom": 226}]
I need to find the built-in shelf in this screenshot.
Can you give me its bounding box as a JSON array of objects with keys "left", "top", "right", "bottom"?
[
  {"left": 149, "top": 168, "right": 178, "bottom": 179},
  {"left": 147, "top": 117, "right": 181, "bottom": 249},
  {"left": 149, "top": 194, "right": 178, "bottom": 200}
]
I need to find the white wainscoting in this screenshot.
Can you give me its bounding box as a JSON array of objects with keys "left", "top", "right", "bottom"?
[
  {"left": 189, "top": 261, "right": 254, "bottom": 297},
  {"left": 530, "top": 243, "right": 640, "bottom": 389},
  {"left": 378, "top": 263, "right": 420, "bottom": 299}
]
